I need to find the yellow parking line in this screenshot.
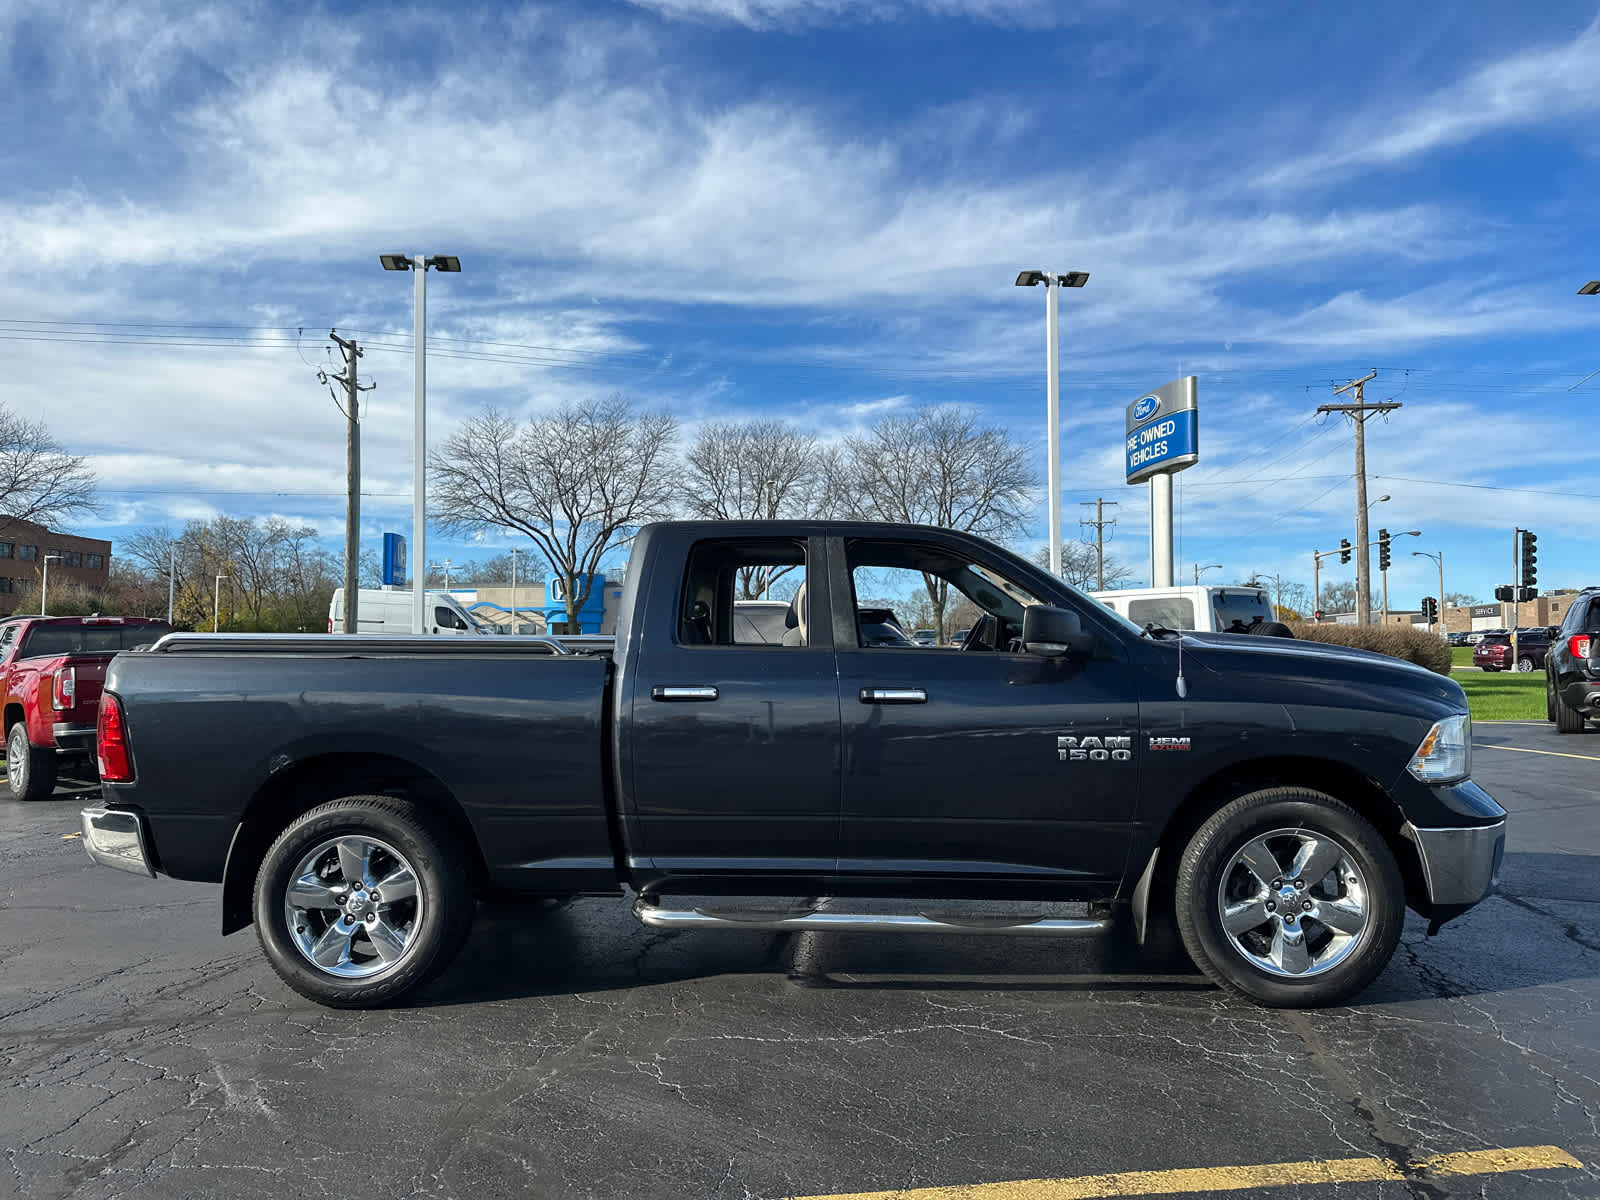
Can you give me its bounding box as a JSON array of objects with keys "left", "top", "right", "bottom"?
[
  {"left": 793, "top": 1145, "right": 1582, "bottom": 1200},
  {"left": 1475, "top": 744, "right": 1600, "bottom": 763}
]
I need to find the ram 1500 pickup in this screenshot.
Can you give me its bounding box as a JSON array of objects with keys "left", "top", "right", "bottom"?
[{"left": 81, "top": 521, "right": 1504, "bottom": 1009}]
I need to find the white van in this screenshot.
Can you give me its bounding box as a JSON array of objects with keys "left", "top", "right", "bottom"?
[
  {"left": 1090, "top": 585, "right": 1280, "bottom": 634},
  {"left": 327, "top": 589, "right": 489, "bottom": 636}
]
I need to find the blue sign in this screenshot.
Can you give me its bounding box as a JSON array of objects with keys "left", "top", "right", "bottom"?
[
  {"left": 1125, "top": 409, "right": 1198, "bottom": 482},
  {"left": 1131, "top": 394, "right": 1159, "bottom": 422},
  {"left": 382, "top": 533, "right": 407, "bottom": 586}
]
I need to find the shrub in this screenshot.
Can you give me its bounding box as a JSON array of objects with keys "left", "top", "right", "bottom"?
[{"left": 1286, "top": 623, "right": 1453, "bottom": 677}]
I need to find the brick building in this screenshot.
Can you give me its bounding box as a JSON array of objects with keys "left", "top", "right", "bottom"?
[{"left": 0, "top": 518, "right": 112, "bottom": 616}]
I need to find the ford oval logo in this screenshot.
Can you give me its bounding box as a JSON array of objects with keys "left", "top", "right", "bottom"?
[{"left": 1132, "top": 395, "right": 1159, "bottom": 421}]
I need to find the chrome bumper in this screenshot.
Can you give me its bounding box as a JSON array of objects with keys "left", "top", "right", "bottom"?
[
  {"left": 1402, "top": 819, "right": 1505, "bottom": 910},
  {"left": 80, "top": 805, "right": 156, "bottom": 878}
]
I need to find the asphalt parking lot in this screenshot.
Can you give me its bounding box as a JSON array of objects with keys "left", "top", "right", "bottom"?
[{"left": 3, "top": 724, "right": 1597, "bottom": 1200}]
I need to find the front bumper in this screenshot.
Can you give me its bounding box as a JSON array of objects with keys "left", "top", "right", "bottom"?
[
  {"left": 1401, "top": 817, "right": 1505, "bottom": 931},
  {"left": 80, "top": 805, "right": 156, "bottom": 878}
]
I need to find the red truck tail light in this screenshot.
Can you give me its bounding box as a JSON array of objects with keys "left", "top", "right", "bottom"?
[
  {"left": 52, "top": 666, "right": 76, "bottom": 711},
  {"left": 328, "top": 617, "right": 334, "bottom": 633},
  {"left": 97, "top": 693, "right": 133, "bottom": 782},
  {"left": 1572, "top": 635, "right": 1593, "bottom": 659}
]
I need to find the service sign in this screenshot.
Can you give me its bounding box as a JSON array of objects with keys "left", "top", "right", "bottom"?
[{"left": 1124, "top": 376, "right": 1199, "bottom": 485}]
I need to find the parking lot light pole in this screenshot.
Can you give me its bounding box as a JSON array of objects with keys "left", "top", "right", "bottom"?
[
  {"left": 1015, "top": 268, "right": 1089, "bottom": 577},
  {"left": 1193, "top": 562, "right": 1221, "bottom": 585},
  {"left": 40, "top": 554, "right": 62, "bottom": 615},
  {"left": 381, "top": 252, "right": 461, "bottom": 634},
  {"left": 167, "top": 543, "right": 176, "bottom": 624},
  {"left": 214, "top": 574, "right": 230, "bottom": 632},
  {"left": 1413, "top": 549, "right": 1445, "bottom": 638}
]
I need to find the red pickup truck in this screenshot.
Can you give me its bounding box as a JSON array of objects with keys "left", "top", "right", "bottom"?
[{"left": 2, "top": 616, "right": 171, "bottom": 801}]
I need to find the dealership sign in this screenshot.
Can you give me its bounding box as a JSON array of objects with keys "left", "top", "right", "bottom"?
[{"left": 1125, "top": 376, "right": 1199, "bottom": 484}]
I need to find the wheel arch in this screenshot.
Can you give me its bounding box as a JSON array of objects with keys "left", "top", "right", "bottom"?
[
  {"left": 4, "top": 703, "right": 26, "bottom": 738},
  {"left": 1130, "top": 755, "right": 1428, "bottom": 941},
  {"left": 220, "top": 752, "right": 489, "bottom": 935}
]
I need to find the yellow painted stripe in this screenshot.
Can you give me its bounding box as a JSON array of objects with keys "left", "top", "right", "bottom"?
[
  {"left": 1475, "top": 743, "right": 1600, "bottom": 763},
  {"left": 793, "top": 1145, "right": 1582, "bottom": 1200}
]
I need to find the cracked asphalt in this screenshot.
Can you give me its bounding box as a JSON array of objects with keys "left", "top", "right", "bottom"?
[{"left": 3, "top": 723, "right": 1597, "bottom": 1200}]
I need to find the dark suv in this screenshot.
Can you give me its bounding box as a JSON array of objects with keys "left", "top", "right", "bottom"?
[
  {"left": 1472, "top": 628, "right": 1550, "bottom": 672},
  {"left": 1548, "top": 588, "right": 1600, "bottom": 732}
]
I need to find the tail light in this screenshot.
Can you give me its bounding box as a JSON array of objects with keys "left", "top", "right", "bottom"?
[
  {"left": 52, "top": 666, "right": 76, "bottom": 711},
  {"left": 328, "top": 617, "right": 334, "bottom": 633},
  {"left": 1572, "top": 635, "right": 1593, "bottom": 659},
  {"left": 97, "top": 693, "right": 133, "bottom": 782}
]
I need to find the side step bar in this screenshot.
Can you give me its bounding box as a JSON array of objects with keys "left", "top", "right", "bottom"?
[{"left": 633, "top": 899, "right": 1112, "bottom": 938}]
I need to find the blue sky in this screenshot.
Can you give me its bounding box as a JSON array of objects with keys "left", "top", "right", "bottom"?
[{"left": 2, "top": 0, "right": 1598, "bottom": 606}]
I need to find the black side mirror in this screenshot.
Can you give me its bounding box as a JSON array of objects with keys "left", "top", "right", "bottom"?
[{"left": 1021, "top": 605, "right": 1095, "bottom": 658}]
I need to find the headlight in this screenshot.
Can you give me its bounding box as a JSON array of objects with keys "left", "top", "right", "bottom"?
[{"left": 1408, "top": 713, "right": 1471, "bottom": 784}]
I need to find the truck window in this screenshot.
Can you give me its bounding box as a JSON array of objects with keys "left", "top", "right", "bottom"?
[
  {"left": 844, "top": 540, "right": 1040, "bottom": 650},
  {"left": 18, "top": 623, "right": 170, "bottom": 659},
  {"left": 1128, "top": 597, "right": 1195, "bottom": 630},
  {"left": 434, "top": 606, "right": 468, "bottom": 630},
  {"left": 680, "top": 539, "right": 810, "bottom": 647}
]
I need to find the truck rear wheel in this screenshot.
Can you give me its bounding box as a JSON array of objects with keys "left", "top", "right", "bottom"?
[
  {"left": 6, "top": 723, "right": 57, "bottom": 803},
  {"left": 1173, "top": 788, "right": 1403, "bottom": 1008},
  {"left": 253, "top": 796, "right": 474, "bottom": 1008}
]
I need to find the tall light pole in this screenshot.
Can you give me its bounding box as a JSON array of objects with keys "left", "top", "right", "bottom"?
[
  {"left": 381, "top": 252, "right": 461, "bottom": 634},
  {"left": 167, "top": 542, "right": 176, "bottom": 624},
  {"left": 1413, "top": 549, "right": 1445, "bottom": 638},
  {"left": 509, "top": 547, "right": 521, "bottom": 635},
  {"left": 1193, "top": 562, "right": 1222, "bottom": 586},
  {"left": 1015, "top": 268, "right": 1090, "bottom": 577},
  {"left": 214, "top": 574, "right": 230, "bottom": 632},
  {"left": 41, "top": 554, "right": 62, "bottom": 615}
]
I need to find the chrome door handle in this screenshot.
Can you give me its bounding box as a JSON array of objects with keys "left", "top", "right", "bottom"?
[
  {"left": 859, "top": 687, "right": 927, "bottom": 704},
  {"left": 651, "top": 686, "right": 719, "bottom": 701}
]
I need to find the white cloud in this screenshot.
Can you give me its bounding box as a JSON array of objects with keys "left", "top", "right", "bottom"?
[{"left": 621, "top": 0, "right": 1072, "bottom": 31}]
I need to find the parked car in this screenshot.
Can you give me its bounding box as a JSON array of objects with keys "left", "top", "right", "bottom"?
[
  {"left": 327, "top": 588, "right": 489, "bottom": 636},
  {"left": 1464, "top": 628, "right": 1505, "bottom": 646},
  {"left": 2, "top": 616, "right": 171, "bottom": 801},
  {"left": 1547, "top": 586, "right": 1600, "bottom": 733},
  {"left": 83, "top": 520, "right": 1502, "bottom": 1011},
  {"left": 912, "top": 628, "right": 938, "bottom": 647},
  {"left": 1472, "top": 629, "right": 1551, "bottom": 673},
  {"left": 732, "top": 599, "right": 791, "bottom": 645},
  {"left": 1446, "top": 631, "right": 1472, "bottom": 647},
  {"left": 1091, "top": 585, "right": 1290, "bottom": 636}
]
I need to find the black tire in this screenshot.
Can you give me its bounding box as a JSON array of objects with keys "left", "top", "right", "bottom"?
[
  {"left": 1173, "top": 788, "right": 1404, "bottom": 1008},
  {"left": 1554, "top": 687, "right": 1586, "bottom": 734},
  {"left": 1246, "top": 621, "right": 1295, "bottom": 638},
  {"left": 6, "top": 723, "right": 57, "bottom": 803},
  {"left": 1547, "top": 675, "right": 1556, "bottom": 722},
  {"left": 253, "top": 795, "right": 474, "bottom": 1008}
]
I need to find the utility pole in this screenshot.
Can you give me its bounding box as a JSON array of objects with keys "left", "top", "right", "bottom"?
[
  {"left": 1079, "top": 498, "right": 1118, "bottom": 590},
  {"left": 1318, "top": 372, "right": 1399, "bottom": 625},
  {"left": 328, "top": 331, "right": 374, "bottom": 635}
]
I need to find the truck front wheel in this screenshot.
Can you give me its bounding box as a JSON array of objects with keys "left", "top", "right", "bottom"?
[
  {"left": 1173, "top": 788, "right": 1403, "bottom": 1008},
  {"left": 253, "top": 796, "right": 474, "bottom": 1008},
  {"left": 6, "top": 724, "right": 57, "bottom": 803}
]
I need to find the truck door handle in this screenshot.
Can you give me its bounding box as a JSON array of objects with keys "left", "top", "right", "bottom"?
[
  {"left": 859, "top": 687, "right": 927, "bottom": 704},
  {"left": 651, "top": 686, "right": 719, "bottom": 701}
]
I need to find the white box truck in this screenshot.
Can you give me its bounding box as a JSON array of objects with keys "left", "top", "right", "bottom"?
[{"left": 327, "top": 589, "right": 489, "bottom": 636}]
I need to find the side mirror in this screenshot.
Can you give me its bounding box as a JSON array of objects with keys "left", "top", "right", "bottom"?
[{"left": 1021, "top": 605, "right": 1095, "bottom": 658}]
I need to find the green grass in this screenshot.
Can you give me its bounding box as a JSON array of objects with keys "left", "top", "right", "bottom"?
[
  {"left": 1452, "top": 666, "right": 1546, "bottom": 721},
  {"left": 1451, "top": 645, "right": 1472, "bottom": 668}
]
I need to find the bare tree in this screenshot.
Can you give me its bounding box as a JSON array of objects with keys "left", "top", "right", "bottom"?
[
  {"left": 682, "top": 419, "right": 824, "bottom": 597},
  {"left": 826, "top": 405, "right": 1035, "bottom": 640},
  {"left": 1033, "top": 541, "right": 1136, "bottom": 591},
  {"left": 0, "top": 406, "right": 98, "bottom": 526},
  {"left": 430, "top": 398, "right": 678, "bottom": 632}
]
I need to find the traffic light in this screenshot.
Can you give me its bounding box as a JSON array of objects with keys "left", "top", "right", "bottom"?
[
  {"left": 1520, "top": 530, "right": 1537, "bottom": 589},
  {"left": 1339, "top": 538, "right": 1351, "bottom": 565},
  {"left": 1421, "top": 596, "right": 1437, "bottom": 623},
  {"left": 1519, "top": 586, "right": 1538, "bottom": 602},
  {"left": 1494, "top": 584, "right": 1513, "bottom": 602},
  {"left": 1377, "top": 529, "right": 1391, "bottom": 572}
]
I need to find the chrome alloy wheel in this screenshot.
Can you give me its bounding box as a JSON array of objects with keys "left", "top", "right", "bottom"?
[
  {"left": 283, "top": 835, "right": 423, "bottom": 979},
  {"left": 1215, "top": 827, "right": 1370, "bottom": 978}
]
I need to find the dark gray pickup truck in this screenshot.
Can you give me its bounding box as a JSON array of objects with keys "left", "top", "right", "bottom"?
[{"left": 82, "top": 521, "right": 1504, "bottom": 1009}]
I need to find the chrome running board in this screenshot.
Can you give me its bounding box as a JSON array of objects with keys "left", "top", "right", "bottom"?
[{"left": 632, "top": 899, "right": 1111, "bottom": 938}]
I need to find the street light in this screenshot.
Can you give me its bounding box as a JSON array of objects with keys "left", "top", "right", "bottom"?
[
  {"left": 509, "top": 547, "right": 522, "bottom": 635},
  {"left": 214, "top": 574, "right": 230, "bottom": 632},
  {"left": 1193, "top": 562, "right": 1222, "bottom": 585},
  {"left": 1015, "top": 267, "right": 1090, "bottom": 577},
  {"left": 1413, "top": 550, "right": 1445, "bottom": 638},
  {"left": 167, "top": 542, "right": 177, "bottom": 624},
  {"left": 1367, "top": 493, "right": 1390, "bottom": 516},
  {"left": 1579, "top": 280, "right": 1600, "bottom": 295},
  {"left": 40, "top": 554, "right": 62, "bottom": 615},
  {"left": 381, "top": 251, "right": 462, "bottom": 634}
]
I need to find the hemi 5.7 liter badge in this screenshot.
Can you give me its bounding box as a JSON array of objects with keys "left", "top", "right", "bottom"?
[
  {"left": 1058, "top": 736, "right": 1133, "bottom": 762},
  {"left": 1149, "top": 736, "right": 1192, "bottom": 751}
]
